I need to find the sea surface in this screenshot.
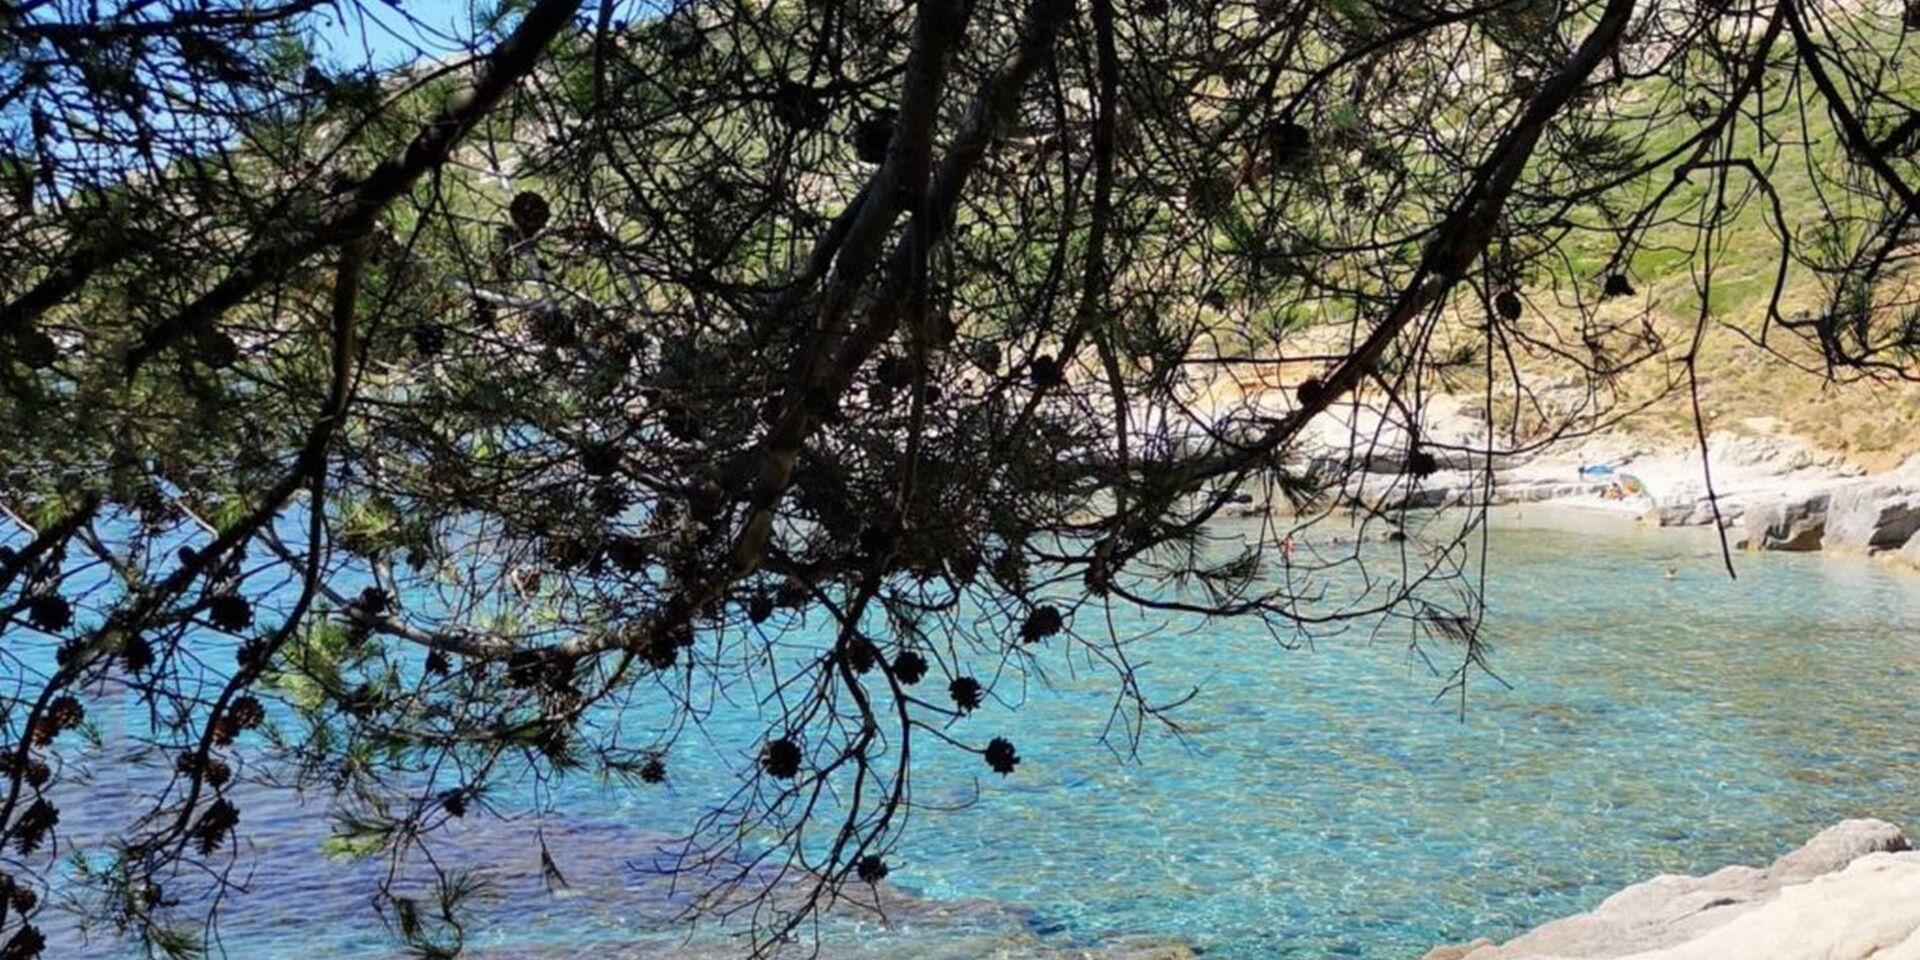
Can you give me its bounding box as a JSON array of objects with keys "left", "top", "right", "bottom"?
[{"left": 26, "top": 512, "right": 1920, "bottom": 958}]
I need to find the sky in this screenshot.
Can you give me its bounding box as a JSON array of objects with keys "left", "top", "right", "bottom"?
[
  {"left": 310, "top": 0, "right": 498, "bottom": 70},
  {"left": 2, "top": 0, "right": 655, "bottom": 194}
]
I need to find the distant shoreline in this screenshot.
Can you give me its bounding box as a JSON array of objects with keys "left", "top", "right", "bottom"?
[{"left": 1206, "top": 397, "right": 1920, "bottom": 574}]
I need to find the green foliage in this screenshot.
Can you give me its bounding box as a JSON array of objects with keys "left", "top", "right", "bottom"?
[{"left": 3, "top": 0, "right": 1919, "bottom": 955}]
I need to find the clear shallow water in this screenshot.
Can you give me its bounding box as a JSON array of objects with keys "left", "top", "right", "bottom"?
[
  {"left": 35, "top": 518, "right": 1920, "bottom": 958},
  {"left": 874, "top": 520, "right": 1920, "bottom": 957}
]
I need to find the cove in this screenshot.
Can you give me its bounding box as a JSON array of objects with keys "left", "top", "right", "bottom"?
[{"left": 41, "top": 514, "right": 1920, "bottom": 958}]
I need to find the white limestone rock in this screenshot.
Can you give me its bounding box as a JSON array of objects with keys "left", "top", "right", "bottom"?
[
  {"left": 1824, "top": 483, "right": 1920, "bottom": 553},
  {"left": 1422, "top": 819, "right": 1912, "bottom": 960},
  {"left": 1743, "top": 493, "right": 1831, "bottom": 551},
  {"left": 1894, "top": 532, "right": 1920, "bottom": 572}
]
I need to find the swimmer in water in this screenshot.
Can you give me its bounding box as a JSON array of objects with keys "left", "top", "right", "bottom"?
[{"left": 1663, "top": 566, "right": 1678, "bottom": 580}]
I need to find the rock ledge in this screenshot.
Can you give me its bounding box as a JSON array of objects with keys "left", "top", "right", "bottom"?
[{"left": 1423, "top": 819, "right": 1917, "bottom": 960}]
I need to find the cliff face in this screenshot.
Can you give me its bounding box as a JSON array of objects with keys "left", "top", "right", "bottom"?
[{"left": 1425, "top": 819, "right": 1919, "bottom": 960}]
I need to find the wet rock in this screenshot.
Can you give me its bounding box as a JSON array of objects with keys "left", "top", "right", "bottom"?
[
  {"left": 1421, "top": 819, "right": 1914, "bottom": 960},
  {"left": 1743, "top": 493, "right": 1830, "bottom": 551}
]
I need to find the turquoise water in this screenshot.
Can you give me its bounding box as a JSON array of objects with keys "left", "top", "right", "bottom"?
[
  {"left": 32, "top": 516, "right": 1920, "bottom": 958},
  {"left": 869, "top": 519, "right": 1920, "bottom": 958}
]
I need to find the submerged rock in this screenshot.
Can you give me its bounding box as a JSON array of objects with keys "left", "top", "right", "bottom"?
[
  {"left": 463, "top": 933, "right": 1199, "bottom": 959},
  {"left": 1422, "top": 819, "right": 1914, "bottom": 960}
]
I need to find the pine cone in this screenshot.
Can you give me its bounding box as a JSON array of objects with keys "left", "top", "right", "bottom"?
[
  {"left": 1028, "top": 354, "right": 1064, "bottom": 388},
  {"left": 949, "top": 676, "right": 983, "bottom": 713},
  {"left": 1295, "top": 376, "right": 1325, "bottom": 407},
  {"left": 762, "top": 737, "right": 803, "bottom": 779},
  {"left": 411, "top": 322, "right": 447, "bottom": 357},
  {"left": 892, "top": 650, "right": 928, "bottom": 686},
  {"left": 207, "top": 594, "right": 252, "bottom": 633},
  {"left": 509, "top": 191, "right": 551, "bottom": 236},
  {"left": 25, "top": 595, "right": 71, "bottom": 633},
  {"left": 1495, "top": 289, "right": 1522, "bottom": 321},
  {"left": 1019, "top": 605, "right": 1064, "bottom": 643},
  {"left": 984, "top": 737, "right": 1020, "bottom": 775},
  {"left": 852, "top": 109, "right": 897, "bottom": 163}
]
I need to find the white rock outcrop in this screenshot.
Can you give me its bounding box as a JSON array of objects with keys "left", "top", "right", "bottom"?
[
  {"left": 1743, "top": 492, "right": 1832, "bottom": 551},
  {"left": 1423, "top": 819, "right": 1917, "bottom": 960},
  {"left": 1824, "top": 482, "right": 1920, "bottom": 553},
  {"left": 1896, "top": 532, "right": 1920, "bottom": 572},
  {"left": 1189, "top": 381, "right": 1920, "bottom": 558}
]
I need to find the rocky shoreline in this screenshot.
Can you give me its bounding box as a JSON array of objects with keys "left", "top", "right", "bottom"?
[
  {"left": 1424, "top": 819, "right": 1919, "bottom": 960},
  {"left": 1496, "top": 435, "right": 1917, "bottom": 570},
  {"left": 1217, "top": 388, "right": 1920, "bottom": 571}
]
